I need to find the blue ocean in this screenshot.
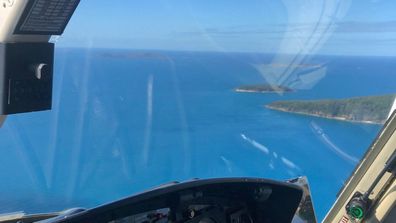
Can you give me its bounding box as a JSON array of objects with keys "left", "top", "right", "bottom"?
[{"left": 1, "top": 48, "right": 395, "bottom": 221}]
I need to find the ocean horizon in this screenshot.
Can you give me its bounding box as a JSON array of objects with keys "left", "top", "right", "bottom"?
[{"left": 0, "top": 48, "right": 394, "bottom": 220}]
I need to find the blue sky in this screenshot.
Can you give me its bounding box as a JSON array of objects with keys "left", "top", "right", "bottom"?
[{"left": 58, "top": 0, "right": 396, "bottom": 56}]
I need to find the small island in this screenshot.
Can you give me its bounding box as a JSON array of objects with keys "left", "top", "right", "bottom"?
[
  {"left": 266, "top": 94, "right": 396, "bottom": 124},
  {"left": 235, "top": 84, "right": 293, "bottom": 93},
  {"left": 100, "top": 52, "right": 168, "bottom": 60}
]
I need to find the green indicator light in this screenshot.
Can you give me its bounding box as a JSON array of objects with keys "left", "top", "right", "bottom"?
[
  {"left": 346, "top": 192, "right": 369, "bottom": 221},
  {"left": 349, "top": 206, "right": 364, "bottom": 219}
]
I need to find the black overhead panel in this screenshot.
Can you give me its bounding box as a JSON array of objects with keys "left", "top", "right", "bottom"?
[{"left": 14, "top": 0, "right": 80, "bottom": 35}]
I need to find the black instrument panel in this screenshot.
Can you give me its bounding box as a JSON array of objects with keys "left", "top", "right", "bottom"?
[{"left": 47, "top": 178, "right": 303, "bottom": 223}]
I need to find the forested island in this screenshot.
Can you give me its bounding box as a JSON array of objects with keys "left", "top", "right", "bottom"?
[
  {"left": 235, "top": 84, "right": 293, "bottom": 93},
  {"left": 100, "top": 52, "right": 168, "bottom": 60},
  {"left": 266, "top": 94, "right": 395, "bottom": 124}
]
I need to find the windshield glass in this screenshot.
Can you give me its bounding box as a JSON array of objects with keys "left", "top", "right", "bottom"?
[{"left": 1, "top": 0, "right": 396, "bottom": 221}]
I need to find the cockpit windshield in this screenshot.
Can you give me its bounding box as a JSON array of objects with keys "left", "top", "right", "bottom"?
[{"left": 1, "top": 0, "right": 396, "bottom": 221}]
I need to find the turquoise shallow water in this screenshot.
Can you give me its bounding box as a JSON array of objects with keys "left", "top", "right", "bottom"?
[{"left": 0, "top": 48, "right": 394, "bottom": 220}]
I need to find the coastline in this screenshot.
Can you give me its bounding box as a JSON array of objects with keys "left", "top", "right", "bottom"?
[{"left": 265, "top": 105, "right": 383, "bottom": 125}]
